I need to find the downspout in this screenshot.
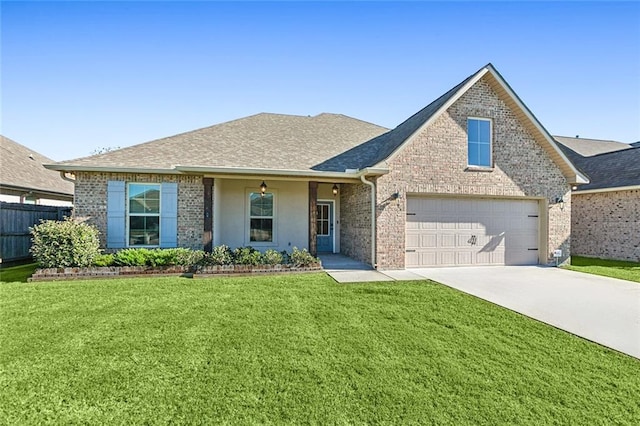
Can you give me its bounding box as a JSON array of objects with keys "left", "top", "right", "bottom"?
[{"left": 360, "top": 174, "right": 376, "bottom": 269}]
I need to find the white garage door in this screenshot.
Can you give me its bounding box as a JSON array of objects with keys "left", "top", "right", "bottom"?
[{"left": 406, "top": 197, "right": 540, "bottom": 267}]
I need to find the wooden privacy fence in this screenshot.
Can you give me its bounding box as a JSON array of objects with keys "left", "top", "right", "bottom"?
[{"left": 0, "top": 202, "right": 72, "bottom": 264}]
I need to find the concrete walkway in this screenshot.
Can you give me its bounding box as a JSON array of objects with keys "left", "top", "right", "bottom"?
[
  {"left": 319, "top": 254, "right": 393, "bottom": 283},
  {"left": 412, "top": 266, "right": 640, "bottom": 359},
  {"left": 319, "top": 254, "right": 427, "bottom": 283}
]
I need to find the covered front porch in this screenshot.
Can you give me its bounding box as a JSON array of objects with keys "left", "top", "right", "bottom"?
[{"left": 202, "top": 177, "right": 349, "bottom": 256}]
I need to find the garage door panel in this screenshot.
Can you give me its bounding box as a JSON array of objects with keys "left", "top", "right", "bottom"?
[
  {"left": 441, "top": 234, "right": 456, "bottom": 248},
  {"left": 421, "top": 234, "right": 437, "bottom": 248},
  {"left": 406, "top": 197, "right": 539, "bottom": 267},
  {"left": 440, "top": 252, "right": 456, "bottom": 265},
  {"left": 406, "top": 233, "right": 420, "bottom": 249},
  {"left": 421, "top": 222, "right": 437, "bottom": 230},
  {"left": 457, "top": 252, "right": 473, "bottom": 265}
]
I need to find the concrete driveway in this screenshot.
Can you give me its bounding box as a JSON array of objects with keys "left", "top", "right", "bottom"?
[{"left": 411, "top": 266, "right": 640, "bottom": 359}]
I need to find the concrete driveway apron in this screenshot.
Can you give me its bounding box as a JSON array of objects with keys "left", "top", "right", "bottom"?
[{"left": 411, "top": 266, "right": 640, "bottom": 359}]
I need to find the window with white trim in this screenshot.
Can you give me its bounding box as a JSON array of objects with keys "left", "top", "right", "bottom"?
[
  {"left": 249, "top": 192, "right": 274, "bottom": 243},
  {"left": 467, "top": 118, "right": 492, "bottom": 167},
  {"left": 128, "top": 183, "right": 160, "bottom": 246}
]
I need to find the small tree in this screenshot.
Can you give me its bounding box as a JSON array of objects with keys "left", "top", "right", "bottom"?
[{"left": 30, "top": 218, "right": 101, "bottom": 267}]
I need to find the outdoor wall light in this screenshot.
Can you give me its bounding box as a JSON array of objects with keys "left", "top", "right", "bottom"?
[
  {"left": 332, "top": 183, "right": 339, "bottom": 196},
  {"left": 554, "top": 196, "right": 565, "bottom": 211},
  {"left": 260, "top": 181, "right": 268, "bottom": 197}
]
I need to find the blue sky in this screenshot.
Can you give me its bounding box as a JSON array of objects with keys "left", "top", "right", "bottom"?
[{"left": 2, "top": 1, "right": 639, "bottom": 161}]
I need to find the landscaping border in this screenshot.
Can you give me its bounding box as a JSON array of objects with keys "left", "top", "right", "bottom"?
[{"left": 29, "top": 263, "right": 323, "bottom": 281}]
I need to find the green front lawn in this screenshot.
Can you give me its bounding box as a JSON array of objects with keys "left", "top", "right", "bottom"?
[
  {"left": 1, "top": 274, "right": 638, "bottom": 424},
  {"left": 0, "top": 263, "right": 38, "bottom": 283},
  {"left": 565, "top": 256, "right": 640, "bottom": 283}
]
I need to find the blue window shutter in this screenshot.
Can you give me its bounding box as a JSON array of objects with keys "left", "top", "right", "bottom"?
[
  {"left": 160, "top": 182, "right": 178, "bottom": 248},
  {"left": 107, "top": 180, "right": 126, "bottom": 248}
]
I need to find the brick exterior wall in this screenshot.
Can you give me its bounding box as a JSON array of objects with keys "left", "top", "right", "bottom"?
[
  {"left": 572, "top": 189, "right": 640, "bottom": 262},
  {"left": 339, "top": 182, "right": 372, "bottom": 264},
  {"left": 375, "top": 77, "right": 571, "bottom": 269},
  {"left": 74, "top": 172, "right": 204, "bottom": 250}
]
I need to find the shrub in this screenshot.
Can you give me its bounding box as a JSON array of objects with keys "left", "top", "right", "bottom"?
[
  {"left": 92, "top": 254, "right": 115, "bottom": 267},
  {"left": 290, "top": 247, "right": 318, "bottom": 267},
  {"left": 262, "top": 249, "right": 284, "bottom": 265},
  {"left": 30, "top": 218, "right": 101, "bottom": 268},
  {"left": 175, "top": 249, "right": 205, "bottom": 267},
  {"left": 113, "top": 248, "right": 149, "bottom": 266},
  {"left": 208, "top": 245, "right": 234, "bottom": 265},
  {"left": 233, "top": 246, "right": 262, "bottom": 265}
]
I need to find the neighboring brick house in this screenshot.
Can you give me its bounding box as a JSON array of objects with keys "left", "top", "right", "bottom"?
[
  {"left": 557, "top": 137, "right": 639, "bottom": 262},
  {"left": 47, "top": 64, "right": 587, "bottom": 269},
  {"left": 1, "top": 135, "right": 74, "bottom": 206}
]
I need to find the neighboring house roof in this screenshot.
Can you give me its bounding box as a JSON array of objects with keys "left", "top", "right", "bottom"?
[
  {"left": 553, "top": 135, "right": 632, "bottom": 157},
  {"left": 0, "top": 135, "right": 74, "bottom": 200},
  {"left": 557, "top": 141, "right": 640, "bottom": 192},
  {"left": 47, "top": 64, "right": 587, "bottom": 184},
  {"left": 49, "top": 113, "right": 389, "bottom": 178},
  {"left": 631, "top": 141, "right": 640, "bottom": 148}
]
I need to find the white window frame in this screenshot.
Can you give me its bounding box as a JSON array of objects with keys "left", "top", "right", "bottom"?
[
  {"left": 126, "top": 182, "right": 161, "bottom": 248},
  {"left": 467, "top": 117, "right": 493, "bottom": 168},
  {"left": 245, "top": 188, "right": 277, "bottom": 247}
]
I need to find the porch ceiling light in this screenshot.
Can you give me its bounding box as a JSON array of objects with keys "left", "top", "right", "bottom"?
[
  {"left": 260, "top": 181, "right": 268, "bottom": 197},
  {"left": 332, "top": 183, "right": 339, "bottom": 196}
]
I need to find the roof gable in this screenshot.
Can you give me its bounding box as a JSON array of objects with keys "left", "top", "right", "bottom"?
[{"left": 343, "top": 64, "right": 587, "bottom": 184}]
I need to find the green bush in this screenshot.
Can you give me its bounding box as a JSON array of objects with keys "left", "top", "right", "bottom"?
[
  {"left": 90, "top": 246, "right": 317, "bottom": 269},
  {"left": 208, "top": 245, "right": 234, "bottom": 265},
  {"left": 146, "top": 249, "right": 178, "bottom": 267},
  {"left": 290, "top": 247, "right": 318, "bottom": 267},
  {"left": 30, "top": 218, "right": 101, "bottom": 268},
  {"left": 175, "top": 249, "right": 205, "bottom": 267},
  {"left": 113, "top": 248, "right": 149, "bottom": 266},
  {"left": 262, "top": 249, "right": 284, "bottom": 265},
  {"left": 92, "top": 254, "right": 115, "bottom": 267},
  {"left": 233, "top": 246, "right": 262, "bottom": 265}
]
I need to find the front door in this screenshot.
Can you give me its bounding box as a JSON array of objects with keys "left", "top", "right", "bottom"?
[{"left": 317, "top": 201, "right": 334, "bottom": 253}]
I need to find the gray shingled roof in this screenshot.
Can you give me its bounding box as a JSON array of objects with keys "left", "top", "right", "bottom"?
[
  {"left": 0, "top": 135, "right": 74, "bottom": 197},
  {"left": 554, "top": 135, "right": 632, "bottom": 157},
  {"left": 313, "top": 73, "right": 476, "bottom": 171},
  {"left": 557, "top": 141, "right": 639, "bottom": 191},
  {"left": 54, "top": 113, "right": 389, "bottom": 172}
]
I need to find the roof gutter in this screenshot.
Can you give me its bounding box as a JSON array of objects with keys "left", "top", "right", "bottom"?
[
  {"left": 44, "top": 164, "right": 176, "bottom": 174},
  {"left": 573, "top": 184, "right": 640, "bottom": 195},
  {"left": 44, "top": 163, "right": 390, "bottom": 181},
  {"left": 175, "top": 165, "right": 389, "bottom": 179},
  {"left": 59, "top": 171, "right": 76, "bottom": 183}
]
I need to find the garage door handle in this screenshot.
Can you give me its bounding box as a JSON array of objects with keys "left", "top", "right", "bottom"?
[
  {"left": 528, "top": 248, "right": 538, "bottom": 251},
  {"left": 406, "top": 249, "right": 416, "bottom": 252}
]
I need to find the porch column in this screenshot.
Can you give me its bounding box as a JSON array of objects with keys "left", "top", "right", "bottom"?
[
  {"left": 203, "top": 177, "right": 213, "bottom": 252},
  {"left": 309, "top": 181, "right": 318, "bottom": 256}
]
